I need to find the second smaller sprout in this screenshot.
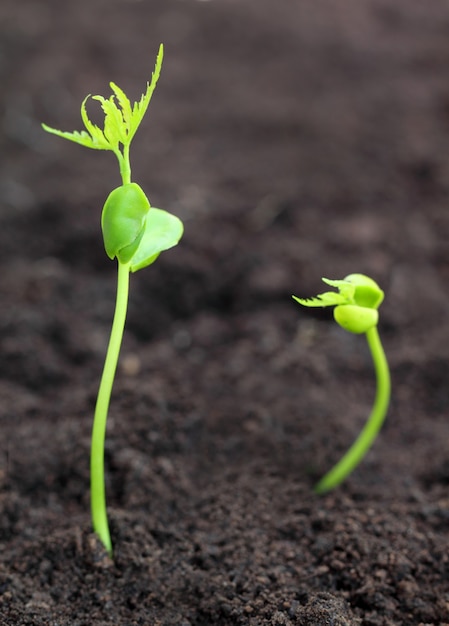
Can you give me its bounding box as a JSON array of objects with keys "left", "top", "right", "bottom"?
[{"left": 293, "top": 274, "right": 390, "bottom": 494}]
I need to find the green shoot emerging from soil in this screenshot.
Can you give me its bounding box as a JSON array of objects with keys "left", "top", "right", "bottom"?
[
  {"left": 293, "top": 274, "right": 390, "bottom": 494},
  {"left": 42, "top": 44, "right": 183, "bottom": 555}
]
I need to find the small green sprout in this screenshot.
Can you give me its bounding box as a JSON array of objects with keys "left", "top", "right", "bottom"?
[
  {"left": 43, "top": 44, "right": 183, "bottom": 555},
  {"left": 293, "top": 274, "right": 390, "bottom": 494}
]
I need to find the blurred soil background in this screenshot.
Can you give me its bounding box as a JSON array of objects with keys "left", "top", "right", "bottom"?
[{"left": 1, "top": 0, "right": 449, "bottom": 624}]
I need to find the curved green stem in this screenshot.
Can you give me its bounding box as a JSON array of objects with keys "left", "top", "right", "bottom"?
[
  {"left": 90, "top": 261, "right": 130, "bottom": 555},
  {"left": 314, "top": 325, "right": 391, "bottom": 494}
]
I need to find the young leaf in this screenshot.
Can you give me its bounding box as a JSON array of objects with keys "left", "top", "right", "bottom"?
[
  {"left": 109, "top": 82, "right": 132, "bottom": 133},
  {"left": 322, "top": 277, "right": 356, "bottom": 301},
  {"left": 292, "top": 291, "right": 349, "bottom": 308},
  {"left": 80, "top": 96, "right": 111, "bottom": 149},
  {"left": 93, "top": 95, "right": 124, "bottom": 149},
  {"left": 41, "top": 124, "right": 101, "bottom": 150},
  {"left": 128, "top": 43, "right": 164, "bottom": 142}
]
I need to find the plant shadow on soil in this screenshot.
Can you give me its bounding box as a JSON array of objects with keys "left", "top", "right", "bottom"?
[{"left": 1, "top": 0, "right": 449, "bottom": 624}]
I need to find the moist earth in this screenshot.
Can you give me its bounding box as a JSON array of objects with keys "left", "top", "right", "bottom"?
[{"left": 1, "top": 0, "right": 449, "bottom": 624}]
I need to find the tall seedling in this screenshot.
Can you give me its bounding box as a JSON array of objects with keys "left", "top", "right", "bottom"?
[{"left": 43, "top": 45, "right": 183, "bottom": 555}]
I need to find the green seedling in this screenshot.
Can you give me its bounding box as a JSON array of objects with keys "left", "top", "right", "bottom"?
[
  {"left": 293, "top": 274, "right": 390, "bottom": 494},
  {"left": 43, "top": 44, "right": 183, "bottom": 555}
]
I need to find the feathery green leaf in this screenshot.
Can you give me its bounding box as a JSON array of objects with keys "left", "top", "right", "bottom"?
[
  {"left": 41, "top": 124, "right": 100, "bottom": 150},
  {"left": 109, "top": 82, "right": 132, "bottom": 132},
  {"left": 292, "top": 292, "right": 348, "bottom": 308},
  {"left": 128, "top": 43, "right": 164, "bottom": 141},
  {"left": 93, "top": 95, "right": 124, "bottom": 149},
  {"left": 80, "top": 96, "right": 110, "bottom": 149}
]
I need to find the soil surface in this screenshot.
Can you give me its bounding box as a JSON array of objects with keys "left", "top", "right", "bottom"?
[{"left": 1, "top": 0, "right": 449, "bottom": 624}]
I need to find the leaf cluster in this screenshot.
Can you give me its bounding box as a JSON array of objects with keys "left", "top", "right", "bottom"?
[
  {"left": 42, "top": 44, "right": 164, "bottom": 155},
  {"left": 293, "top": 275, "right": 383, "bottom": 311},
  {"left": 292, "top": 277, "right": 356, "bottom": 308}
]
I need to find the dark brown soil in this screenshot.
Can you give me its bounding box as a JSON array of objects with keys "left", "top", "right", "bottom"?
[{"left": 1, "top": 0, "right": 449, "bottom": 624}]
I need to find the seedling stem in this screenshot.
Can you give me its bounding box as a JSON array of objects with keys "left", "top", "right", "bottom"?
[
  {"left": 314, "top": 324, "right": 390, "bottom": 493},
  {"left": 91, "top": 261, "right": 130, "bottom": 554}
]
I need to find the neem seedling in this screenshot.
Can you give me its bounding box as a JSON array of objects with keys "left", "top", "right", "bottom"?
[
  {"left": 43, "top": 44, "right": 183, "bottom": 555},
  {"left": 293, "top": 274, "right": 390, "bottom": 494}
]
